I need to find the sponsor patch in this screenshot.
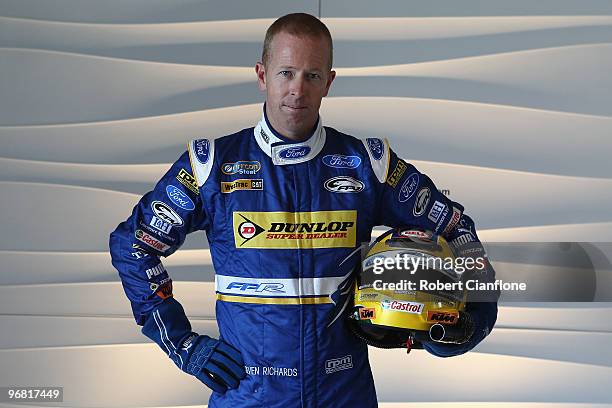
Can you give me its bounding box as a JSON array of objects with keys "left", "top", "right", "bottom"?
[
  {"left": 359, "top": 308, "right": 377, "bottom": 320},
  {"left": 450, "top": 233, "right": 475, "bottom": 248},
  {"left": 398, "top": 173, "right": 419, "bottom": 203},
  {"left": 131, "top": 243, "right": 150, "bottom": 259},
  {"left": 150, "top": 216, "right": 172, "bottom": 234},
  {"left": 358, "top": 293, "right": 379, "bottom": 301},
  {"left": 233, "top": 211, "right": 357, "bottom": 249},
  {"left": 325, "top": 355, "right": 353, "bottom": 375},
  {"left": 155, "top": 281, "right": 173, "bottom": 299},
  {"left": 433, "top": 205, "right": 450, "bottom": 234},
  {"left": 151, "top": 201, "right": 184, "bottom": 226},
  {"left": 135, "top": 229, "right": 171, "bottom": 252},
  {"left": 442, "top": 207, "right": 462, "bottom": 235},
  {"left": 176, "top": 168, "right": 199, "bottom": 195},
  {"left": 221, "top": 179, "right": 263, "bottom": 193},
  {"left": 398, "top": 229, "right": 430, "bottom": 239},
  {"left": 278, "top": 146, "right": 311, "bottom": 160},
  {"left": 381, "top": 298, "right": 424, "bottom": 314},
  {"left": 166, "top": 185, "right": 195, "bottom": 210},
  {"left": 181, "top": 334, "right": 198, "bottom": 352},
  {"left": 324, "top": 176, "right": 364, "bottom": 193},
  {"left": 194, "top": 139, "right": 210, "bottom": 164},
  {"left": 386, "top": 160, "right": 407, "bottom": 188},
  {"left": 428, "top": 200, "right": 446, "bottom": 223},
  {"left": 150, "top": 277, "right": 171, "bottom": 292},
  {"left": 413, "top": 187, "right": 431, "bottom": 217},
  {"left": 222, "top": 161, "right": 261, "bottom": 176},
  {"left": 427, "top": 311, "right": 459, "bottom": 324},
  {"left": 224, "top": 282, "right": 285, "bottom": 293},
  {"left": 260, "top": 128, "right": 270, "bottom": 144},
  {"left": 322, "top": 154, "right": 361, "bottom": 169},
  {"left": 457, "top": 217, "right": 474, "bottom": 234},
  {"left": 145, "top": 263, "right": 166, "bottom": 279},
  {"left": 366, "top": 138, "right": 384, "bottom": 160},
  {"left": 138, "top": 221, "right": 175, "bottom": 242}
]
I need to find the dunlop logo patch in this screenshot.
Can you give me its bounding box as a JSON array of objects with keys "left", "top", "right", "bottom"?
[{"left": 233, "top": 211, "right": 357, "bottom": 249}]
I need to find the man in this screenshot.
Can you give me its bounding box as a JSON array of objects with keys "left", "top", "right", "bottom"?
[{"left": 110, "top": 13, "right": 497, "bottom": 408}]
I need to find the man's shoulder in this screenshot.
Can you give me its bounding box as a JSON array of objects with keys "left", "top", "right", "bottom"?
[
  {"left": 323, "top": 126, "right": 366, "bottom": 148},
  {"left": 190, "top": 127, "right": 254, "bottom": 146},
  {"left": 324, "top": 126, "right": 392, "bottom": 183},
  {"left": 324, "top": 126, "right": 387, "bottom": 153},
  {"left": 184, "top": 127, "right": 254, "bottom": 186}
]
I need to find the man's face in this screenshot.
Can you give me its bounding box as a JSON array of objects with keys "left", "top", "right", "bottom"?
[{"left": 256, "top": 32, "right": 336, "bottom": 141}]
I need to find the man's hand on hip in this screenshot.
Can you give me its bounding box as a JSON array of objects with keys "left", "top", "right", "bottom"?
[{"left": 181, "top": 334, "right": 246, "bottom": 393}]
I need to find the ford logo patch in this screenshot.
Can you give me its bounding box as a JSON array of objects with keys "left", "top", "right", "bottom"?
[
  {"left": 278, "top": 146, "right": 311, "bottom": 160},
  {"left": 194, "top": 139, "right": 210, "bottom": 164},
  {"left": 165, "top": 185, "right": 195, "bottom": 210},
  {"left": 322, "top": 154, "right": 362, "bottom": 169},
  {"left": 366, "top": 138, "right": 384, "bottom": 160},
  {"left": 398, "top": 173, "right": 419, "bottom": 203}
]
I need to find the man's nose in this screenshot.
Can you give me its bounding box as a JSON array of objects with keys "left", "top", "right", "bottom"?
[{"left": 290, "top": 75, "right": 306, "bottom": 96}]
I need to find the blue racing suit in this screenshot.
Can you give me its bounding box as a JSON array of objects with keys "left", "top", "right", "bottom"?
[{"left": 109, "top": 106, "right": 497, "bottom": 407}]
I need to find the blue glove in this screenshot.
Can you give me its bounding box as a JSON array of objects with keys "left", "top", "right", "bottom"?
[
  {"left": 423, "top": 302, "right": 497, "bottom": 357},
  {"left": 142, "top": 297, "right": 246, "bottom": 393},
  {"left": 180, "top": 333, "right": 246, "bottom": 393}
]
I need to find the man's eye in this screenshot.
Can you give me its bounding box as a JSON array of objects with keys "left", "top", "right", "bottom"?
[
  {"left": 279, "top": 71, "right": 292, "bottom": 77},
  {"left": 309, "top": 73, "right": 321, "bottom": 80}
]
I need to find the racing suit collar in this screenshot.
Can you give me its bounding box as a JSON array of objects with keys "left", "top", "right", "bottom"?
[{"left": 254, "top": 103, "right": 326, "bottom": 165}]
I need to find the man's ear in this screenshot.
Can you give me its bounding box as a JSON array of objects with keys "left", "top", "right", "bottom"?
[
  {"left": 255, "top": 62, "right": 266, "bottom": 91},
  {"left": 323, "top": 70, "right": 336, "bottom": 97}
]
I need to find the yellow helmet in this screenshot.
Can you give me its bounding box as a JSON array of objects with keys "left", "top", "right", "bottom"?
[{"left": 349, "top": 227, "right": 473, "bottom": 350}]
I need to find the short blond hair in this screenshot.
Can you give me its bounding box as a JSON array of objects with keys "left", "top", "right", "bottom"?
[{"left": 262, "top": 13, "right": 333, "bottom": 70}]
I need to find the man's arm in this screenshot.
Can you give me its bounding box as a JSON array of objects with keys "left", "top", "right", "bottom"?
[
  {"left": 367, "top": 138, "right": 498, "bottom": 357},
  {"left": 423, "top": 214, "right": 498, "bottom": 357},
  {"left": 109, "top": 150, "right": 207, "bottom": 325},
  {"left": 109, "top": 144, "right": 245, "bottom": 392}
]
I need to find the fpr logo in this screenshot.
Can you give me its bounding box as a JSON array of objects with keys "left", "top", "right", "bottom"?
[{"left": 226, "top": 282, "right": 286, "bottom": 293}]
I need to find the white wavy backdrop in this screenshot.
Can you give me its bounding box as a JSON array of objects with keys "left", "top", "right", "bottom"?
[{"left": 1, "top": 1, "right": 611, "bottom": 407}]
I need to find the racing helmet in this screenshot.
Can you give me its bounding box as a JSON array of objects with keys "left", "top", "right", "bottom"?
[{"left": 349, "top": 227, "right": 473, "bottom": 349}]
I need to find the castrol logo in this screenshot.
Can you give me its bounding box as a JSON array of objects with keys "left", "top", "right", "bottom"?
[{"left": 381, "top": 298, "right": 424, "bottom": 314}]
